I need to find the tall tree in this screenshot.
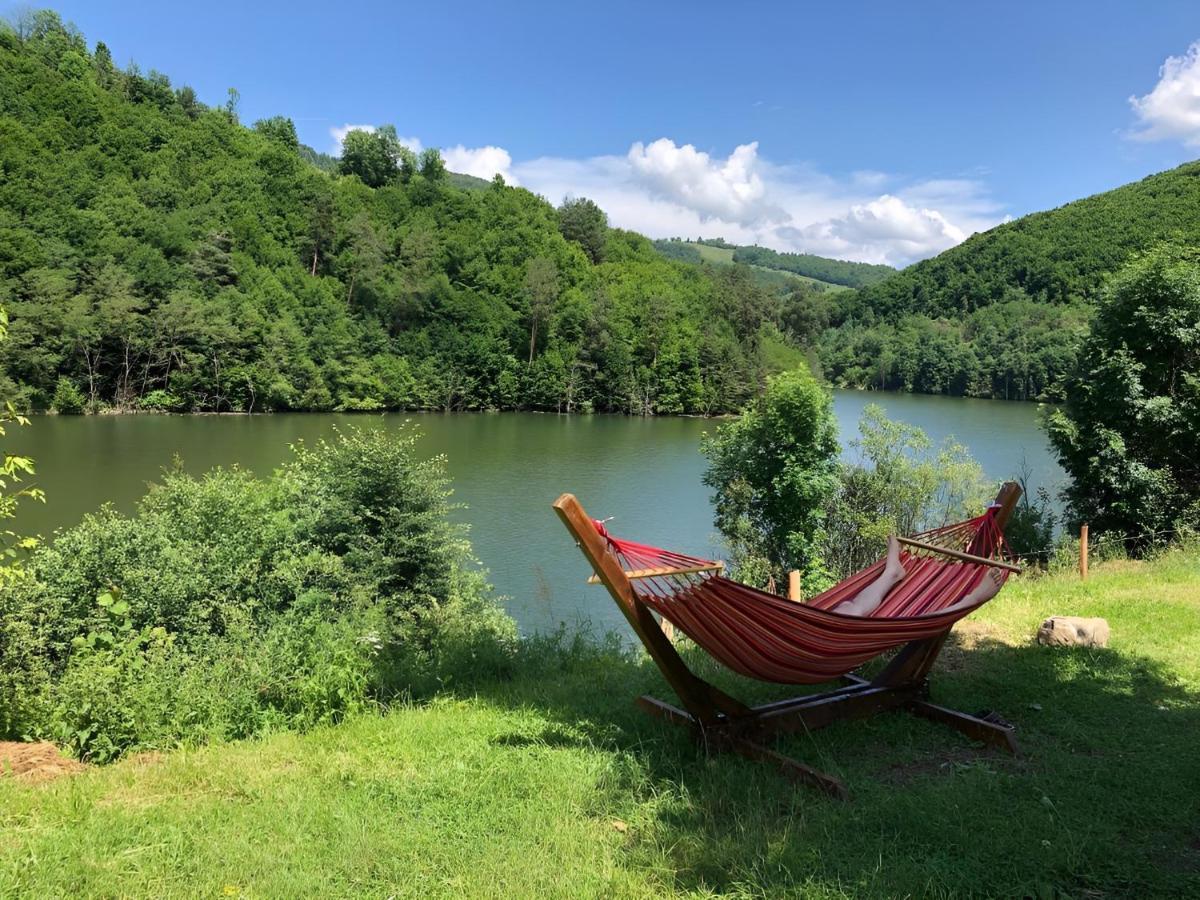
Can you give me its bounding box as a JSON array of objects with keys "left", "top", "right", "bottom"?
[
  {"left": 338, "top": 128, "right": 399, "bottom": 188},
  {"left": 557, "top": 197, "right": 607, "bottom": 264},
  {"left": 419, "top": 148, "right": 446, "bottom": 181},
  {"left": 523, "top": 257, "right": 558, "bottom": 364},
  {"left": 1045, "top": 244, "right": 1200, "bottom": 541}
]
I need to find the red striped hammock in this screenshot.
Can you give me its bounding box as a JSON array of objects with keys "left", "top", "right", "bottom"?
[{"left": 592, "top": 506, "right": 1014, "bottom": 684}]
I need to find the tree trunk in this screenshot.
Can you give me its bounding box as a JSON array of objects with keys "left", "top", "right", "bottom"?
[{"left": 528, "top": 319, "right": 537, "bottom": 365}]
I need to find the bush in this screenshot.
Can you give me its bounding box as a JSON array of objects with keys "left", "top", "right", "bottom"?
[
  {"left": 0, "top": 425, "right": 517, "bottom": 760},
  {"left": 823, "top": 405, "right": 990, "bottom": 579},
  {"left": 51, "top": 376, "right": 86, "bottom": 413},
  {"left": 1003, "top": 476, "right": 1058, "bottom": 564},
  {"left": 138, "top": 389, "right": 186, "bottom": 412}
]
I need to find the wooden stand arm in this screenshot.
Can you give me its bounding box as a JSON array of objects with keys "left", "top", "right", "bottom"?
[
  {"left": 896, "top": 536, "right": 1022, "bottom": 574},
  {"left": 587, "top": 562, "right": 724, "bottom": 584}
]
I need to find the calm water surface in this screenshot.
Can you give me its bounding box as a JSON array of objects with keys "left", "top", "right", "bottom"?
[{"left": 12, "top": 391, "right": 1064, "bottom": 635}]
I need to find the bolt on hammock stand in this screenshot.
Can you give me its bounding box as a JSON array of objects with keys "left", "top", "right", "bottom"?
[{"left": 553, "top": 482, "right": 1023, "bottom": 799}]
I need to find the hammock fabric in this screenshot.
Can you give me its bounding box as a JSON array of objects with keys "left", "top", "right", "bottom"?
[{"left": 591, "top": 506, "right": 1014, "bottom": 685}]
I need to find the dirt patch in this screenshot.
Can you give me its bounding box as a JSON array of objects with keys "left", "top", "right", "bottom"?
[{"left": 0, "top": 741, "right": 87, "bottom": 783}]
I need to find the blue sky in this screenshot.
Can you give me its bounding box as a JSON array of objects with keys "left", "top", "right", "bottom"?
[{"left": 37, "top": 1, "right": 1200, "bottom": 265}]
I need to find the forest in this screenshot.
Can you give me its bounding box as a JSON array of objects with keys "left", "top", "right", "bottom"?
[
  {"left": 816, "top": 160, "right": 1200, "bottom": 399},
  {"left": 5, "top": 12, "right": 1198, "bottom": 413},
  {"left": 0, "top": 13, "right": 788, "bottom": 416}
]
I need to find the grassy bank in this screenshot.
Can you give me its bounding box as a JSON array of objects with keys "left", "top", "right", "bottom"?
[{"left": 2, "top": 550, "right": 1199, "bottom": 898}]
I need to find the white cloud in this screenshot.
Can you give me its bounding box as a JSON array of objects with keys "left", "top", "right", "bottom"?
[
  {"left": 442, "top": 144, "right": 517, "bottom": 184},
  {"left": 328, "top": 124, "right": 421, "bottom": 156},
  {"left": 1128, "top": 41, "right": 1200, "bottom": 146},
  {"left": 513, "top": 142, "right": 1003, "bottom": 267},
  {"left": 787, "top": 195, "right": 967, "bottom": 266},
  {"left": 626, "top": 139, "right": 784, "bottom": 225},
  {"left": 324, "top": 126, "right": 1003, "bottom": 265}
]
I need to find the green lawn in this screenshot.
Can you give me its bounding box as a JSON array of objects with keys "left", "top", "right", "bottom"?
[{"left": 2, "top": 550, "right": 1198, "bottom": 898}]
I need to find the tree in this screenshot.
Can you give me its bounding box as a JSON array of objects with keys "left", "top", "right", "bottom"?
[
  {"left": 523, "top": 257, "right": 558, "bottom": 364},
  {"left": 338, "top": 128, "right": 398, "bottom": 188},
  {"left": 398, "top": 146, "right": 417, "bottom": 183},
  {"left": 224, "top": 86, "right": 240, "bottom": 122},
  {"left": 190, "top": 231, "right": 238, "bottom": 289},
  {"left": 175, "top": 84, "right": 200, "bottom": 118},
  {"left": 253, "top": 115, "right": 298, "bottom": 150},
  {"left": 701, "top": 366, "right": 840, "bottom": 590},
  {"left": 419, "top": 148, "right": 446, "bottom": 181},
  {"left": 92, "top": 40, "right": 115, "bottom": 88},
  {"left": 1045, "top": 244, "right": 1200, "bottom": 541},
  {"left": 557, "top": 197, "right": 607, "bottom": 264},
  {"left": 51, "top": 376, "right": 85, "bottom": 413}
]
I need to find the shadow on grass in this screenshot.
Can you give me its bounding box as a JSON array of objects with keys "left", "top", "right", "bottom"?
[{"left": 475, "top": 629, "right": 1200, "bottom": 897}]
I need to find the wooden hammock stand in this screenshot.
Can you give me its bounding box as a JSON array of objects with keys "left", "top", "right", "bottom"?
[{"left": 553, "top": 482, "right": 1023, "bottom": 799}]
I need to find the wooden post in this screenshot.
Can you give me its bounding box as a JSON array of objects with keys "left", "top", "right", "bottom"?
[
  {"left": 1079, "top": 523, "right": 1089, "bottom": 580},
  {"left": 787, "top": 570, "right": 803, "bottom": 602}
]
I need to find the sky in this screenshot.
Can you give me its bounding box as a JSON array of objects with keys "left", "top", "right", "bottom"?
[{"left": 31, "top": 1, "right": 1200, "bottom": 267}]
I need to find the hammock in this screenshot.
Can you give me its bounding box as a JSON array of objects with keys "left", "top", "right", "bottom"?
[
  {"left": 553, "top": 482, "right": 1024, "bottom": 798},
  {"left": 592, "top": 505, "right": 1015, "bottom": 685}
]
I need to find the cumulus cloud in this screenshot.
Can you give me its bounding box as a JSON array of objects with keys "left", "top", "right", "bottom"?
[
  {"left": 325, "top": 126, "right": 1002, "bottom": 265},
  {"left": 328, "top": 124, "right": 421, "bottom": 155},
  {"left": 1128, "top": 41, "right": 1200, "bottom": 146},
  {"left": 626, "top": 139, "right": 785, "bottom": 225},
  {"left": 788, "top": 195, "right": 967, "bottom": 265},
  {"left": 442, "top": 144, "right": 518, "bottom": 184},
  {"left": 513, "top": 142, "right": 1002, "bottom": 267}
]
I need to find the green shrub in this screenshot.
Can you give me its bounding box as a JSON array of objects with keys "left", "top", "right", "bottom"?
[
  {"left": 138, "top": 389, "right": 186, "bottom": 412},
  {"left": 51, "top": 377, "right": 86, "bottom": 414},
  {"left": 823, "top": 405, "right": 990, "bottom": 578},
  {"left": 0, "top": 425, "right": 517, "bottom": 760}
]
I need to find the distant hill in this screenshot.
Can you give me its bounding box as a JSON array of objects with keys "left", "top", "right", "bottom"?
[
  {"left": 848, "top": 160, "right": 1200, "bottom": 320},
  {"left": 819, "top": 160, "right": 1200, "bottom": 401},
  {"left": 651, "top": 238, "right": 886, "bottom": 293},
  {"left": 730, "top": 245, "right": 894, "bottom": 289},
  {"left": 446, "top": 171, "right": 493, "bottom": 191}
]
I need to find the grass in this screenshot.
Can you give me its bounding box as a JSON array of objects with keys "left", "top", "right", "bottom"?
[{"left": 2, "top": 550, "right": 1199, "bottom": 897}]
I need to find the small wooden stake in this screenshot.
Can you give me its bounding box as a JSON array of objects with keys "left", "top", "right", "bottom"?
[
  {"left": 1080, "top": 523, "right": 1089, "bottom": 580},
  {"left": 788, "top": 570, "right": 803, "bottom": 602}
]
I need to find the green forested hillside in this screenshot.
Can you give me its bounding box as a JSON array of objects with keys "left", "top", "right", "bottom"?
[
  {"left": 0, "top": 13, "right": 779, "bottom": 415},
  {"left": 820, "top": 161, "right": 1200, "bottom": 399},
  {"left": 653, "top": 237, "right": 887, "bottom": 290},
  {"left": 730, "top": 244, "right": 894, "bottom": 288}
]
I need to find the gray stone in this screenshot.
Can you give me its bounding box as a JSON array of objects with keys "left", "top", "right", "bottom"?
[{"left": 1037, "top": 616, "right": 1110, "bottom": 648}]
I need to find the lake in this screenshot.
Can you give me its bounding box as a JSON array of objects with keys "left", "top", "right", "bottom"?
[{"left": 11, "top": 390, "right": 1063, "bottom": 635}]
